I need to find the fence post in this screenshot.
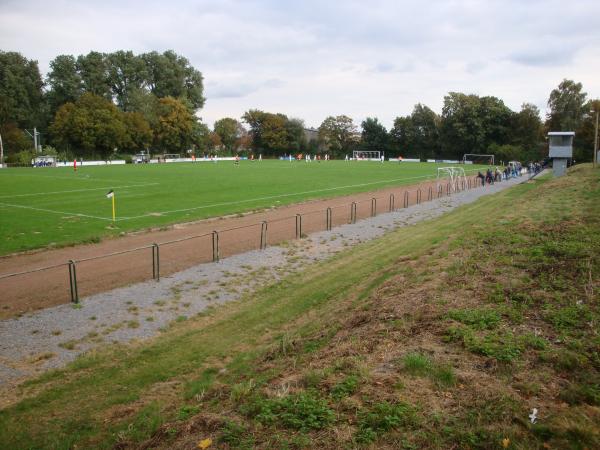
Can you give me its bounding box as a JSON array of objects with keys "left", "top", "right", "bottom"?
[
  {"left": 371, "top": 198, "right": 377, "bottom": 217},
  {"left": 389, "top": 193, "right": 395, "bottom": 212},
  {"left": 326, "top": 207, "right": 332, "bottom": 231},
  {"left": 350, "top": 202, "right": 357, "bottom": 224},
  {"left": 260, "top": 221, "right": 268, "bottom": 250},
  {"left": 68, "top": 260, "right": 79, "bottom": 304},
  {"left": 151, "top": 243, "right": 160, "bottom": 280},
  {"left": 417, "top": 189, "right": 422, "bottom": 204},
  {"left": 438, "top": 185, "right": 443, "bottom": 198},
  {"left": 447, "top": 183, "right": 451, "bottom": 196},
  {"left": 468, "top": 178, "right": 471, "bottom": 189},
  {"left": 212, "top": 231, "right": 220, "bottom": 262},
  {"left": 296, "top": 214, "right": 303, "bottom": 238},
  {"left": 403, "top": 191, "right": 409, "bottom": 208},
  {"left": 428, "top": 186, "right": 432, "bottom": 201}
]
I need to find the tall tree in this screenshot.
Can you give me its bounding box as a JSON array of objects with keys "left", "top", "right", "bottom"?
[
  {"left": 121, "top": 111, "right": 152, "bottom": 152},
  {"left": 153, "top": 96, "right": 196, "bottom": 153},
  {"left": 440, "top": 92, "right": 486, "bottom": 158},
  {"left": 46, "top": 55, "right": 82, "bottom": 114},
  {"left": 318, "top": 115, "right": 357, "bottom": 156},
  {"left": 390, "top": 115, "right": 414, "bottom": 157},
  {"left": 512, "top": 103, "right": 544, "bottom": 160},
  {"left": 142, "top": 50, "right": 205, "bottom": 110},
  {"left": 261, "top": 113, "right": 289, "bottom": 153},
  {"left": 286, "top": 118, "right": 306, "bottom": 153},
  {"left": 76, "top": 51, "right": 111, "bottom": 99},
  {"left": 410, "top": 104, "right": 440, "bottom": 160},
  {"left": 213, "top": 118, "right": 245, "bottom": 154},
  {"left": 360, "top": 117, "right": 389, "bottom": 153},
  {"left": 0, "top": 51, "right": 44, "bottom": 129},
  {"left": 107, "top": 51, "right": 147, "bottom": 112},
  {"left": 546, "top": 79, "right": 587, "bottom": 131},
  {"left": 50, "top": 93, "right": 127, "bottom": 158}
]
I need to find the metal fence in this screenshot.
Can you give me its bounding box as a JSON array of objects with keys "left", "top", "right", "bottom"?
[{"left": 0, "top": 177, "right": 485, "bottom": 311}]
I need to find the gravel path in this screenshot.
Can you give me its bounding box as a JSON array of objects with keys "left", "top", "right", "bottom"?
[{"left": 0, "top": 175, "right": 534, "bottom": 389}]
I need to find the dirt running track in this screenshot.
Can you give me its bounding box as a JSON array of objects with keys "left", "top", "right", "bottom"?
[{"left": 0, "top": 177, "right": 478, "bottom": 319}]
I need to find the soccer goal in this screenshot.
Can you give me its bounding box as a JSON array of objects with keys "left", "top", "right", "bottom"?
[
  {"left": 462, "top": 153, "right": 494, "bottom": 165},
  {"left": 437, "top": 167, "right": 467, "bottom": 193},
  {"left": 353, "top": 150, "right": 381, "bottom": 161}
]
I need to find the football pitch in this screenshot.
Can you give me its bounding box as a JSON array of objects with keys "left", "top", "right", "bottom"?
[{"left": 0, "top": 160, "right": 483, "bottom": 255}]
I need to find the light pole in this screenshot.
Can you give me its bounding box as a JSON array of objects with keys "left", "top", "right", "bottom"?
[
  {"left": 0, "top": 132, "right": 4, "bottom": 167},
  {"left": 593, "top": 109, "right": 599, "bottom": 169}
]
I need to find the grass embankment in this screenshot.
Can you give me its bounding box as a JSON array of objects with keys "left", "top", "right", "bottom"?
[{"left": 1, "top": 166, "right": 598, "bottom": 449}]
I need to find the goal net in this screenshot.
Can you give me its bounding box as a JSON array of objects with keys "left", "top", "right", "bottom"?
[
  {"left": 437, "top": 167, "right": 467, "bottom": 193},
  {"left": 462, "top": 153, "right": 494, "bottom": 165},
  {"left": 353, "top": 150, "right": 381, "bottom": 161}
]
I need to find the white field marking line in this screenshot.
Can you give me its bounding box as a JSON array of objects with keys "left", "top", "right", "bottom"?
[
  {"left": 116, "top": 169, "right": 482, "bottom": 221},
  {"left": 0, "top": 202, "right": 114, "bottom": 221},
  {"left": 0, "top": 183, "right": 160, "bottom": 200},
  {"left": 0, "top": 172, "right": 155, "bottom": 185}
]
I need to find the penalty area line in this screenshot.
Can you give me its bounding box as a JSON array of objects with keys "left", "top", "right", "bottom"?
[
  {"left": 0, "top": 202, "right": 114, "bottom": 221},
  {"left": 0, "top": 183, "right": 160, "bottom": 200}
]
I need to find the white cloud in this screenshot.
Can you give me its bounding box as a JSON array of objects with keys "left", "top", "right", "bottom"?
[{"left": 1, "top": 0, "right": 600, "bottom": 129}]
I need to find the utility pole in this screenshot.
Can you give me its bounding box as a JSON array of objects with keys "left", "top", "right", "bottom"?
[
  {"left": 0, "top": 132, "right": 4, "bottom": 167},
  {"left": 34, "top": 127, "right": 38, "bottom": 153},
  {"left": 594, "top": 110, "right": 598, "bottom": 169}
]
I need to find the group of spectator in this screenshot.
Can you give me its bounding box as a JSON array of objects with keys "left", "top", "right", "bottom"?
[{"left": 476, "top": 162, "right": 524, "bottom": 186}]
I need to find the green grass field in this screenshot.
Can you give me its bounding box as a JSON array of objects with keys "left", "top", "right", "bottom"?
[{"left": 0, "top": 160, "right": 483, "bottom": 255}]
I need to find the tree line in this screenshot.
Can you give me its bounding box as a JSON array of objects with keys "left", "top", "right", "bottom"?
[{"left": 1, "top": 49, "right": 598, "bottom": 163}]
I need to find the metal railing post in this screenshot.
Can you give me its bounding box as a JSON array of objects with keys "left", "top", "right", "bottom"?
[
  {"left": 326, "top": 208, "right": 332, "bottom": 231},
  {"left": 371, "top": 198, "right": 377, "bottom": 217},
  {"left": 403, "top": 191, "right": 409, "bottom": 208},
  {"left": 68, "top": 260, "right": 79, "bottom": 304},
  {"left": 447, "top": 183, "right": 451, "bottom": 196},
  {"left": 417, "top": 189, "right": 422, "bottom": 205},
  {"left": 428, "top": 186, "right": 432, "bottom": 201},
  {"left": 438, "top": 185, "right": 443, "bottom": 198},
  {"left": 389, "top": 193, "right": 395, "bottom": 212},
  {"left": 260, "top": 221, "right": 268, "bottom": 249},
  {"left": 350, "top": 202, "right": 357, "bottom": 224},
  {"left": 212, "top": 231, "right": 220, "bottom": 261},
  {"left": 296, "top": 214, "right": 303, "bottom": 238},
  {"left": 152, "top": 243, "right": 160, "bottom": 280}
]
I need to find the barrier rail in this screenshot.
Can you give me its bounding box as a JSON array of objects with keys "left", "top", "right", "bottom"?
[{"left": 1, "top": 176, "right": 488, "bottom": 312}]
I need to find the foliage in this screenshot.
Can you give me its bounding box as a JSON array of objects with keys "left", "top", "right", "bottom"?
[
  {"left": 242, "top": 391, "right": 334, "bottom": 431},
  {"left": 546, "top": 79, "right": 587, "bottom": 132},
  {"left": 213, "top": 117, "right": 245, "bottom": 154},
  {"left": 360, "top": 117, "right": 389, "bottom": 153},
  {"left": 355, "top": 401, "right": 417, "bottom": 443},
  {"left": 242, "top": 109, "right": 304, "bottom": 154},
  {"left": 50, "top": 93, "right": 127, "bottom": 158},
  {"left": 318, "top": 115, "right": 358, "bottom": 156},
  {"left": 46, "top": 55, "right": 83, "bottom": 114},
  {"left": 0, "top": 51, "right": 44, "bottom": 129},
  {"left": 153, "top": 96, "right": 195, "bottom": 153}
]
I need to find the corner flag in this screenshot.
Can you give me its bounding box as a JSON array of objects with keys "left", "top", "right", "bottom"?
[{"left": 106, "top": 190, "right": 115, "bottom": 221}]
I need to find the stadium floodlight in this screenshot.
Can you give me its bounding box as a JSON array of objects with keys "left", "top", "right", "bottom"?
[
  {"left": 0, "top": 132, "right": 4, "bottom": 167},
  {"left": 462, "top": 154, "right": 494, "bottom": 165}
]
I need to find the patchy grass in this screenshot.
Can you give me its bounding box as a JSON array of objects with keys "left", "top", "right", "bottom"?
[{"left": 1, "top": 166, "right": 598, "bottom": 449}]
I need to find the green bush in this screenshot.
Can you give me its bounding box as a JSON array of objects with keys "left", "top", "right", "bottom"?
[{"left": 355, "top": 401, "right": 417, "bottom": 443}]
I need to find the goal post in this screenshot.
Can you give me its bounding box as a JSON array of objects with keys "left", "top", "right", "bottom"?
[
  {"left": 353, "top": 150, "right": 381, "bottom": 161},
  {"left": 462, "top": 154, "right": 494, "bottom": 165},
  {"left": 437, "top": 167, "right": 467, "bottom": 193}
]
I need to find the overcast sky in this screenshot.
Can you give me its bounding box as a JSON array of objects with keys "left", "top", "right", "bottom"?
[{"left": 1, "top": 0, "right": 599, "bottom": 129}]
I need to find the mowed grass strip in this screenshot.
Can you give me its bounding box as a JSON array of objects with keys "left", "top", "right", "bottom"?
[
  {"left": 1, "top": 166, "right": 597, "bottom": 449},
  {"left": 0, "top": 161, "right": 483, "bottom": 255}
]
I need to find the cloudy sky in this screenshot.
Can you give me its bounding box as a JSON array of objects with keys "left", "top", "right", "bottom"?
[{"left": 1, "top": 0, "right": 599, "bottom": 129}]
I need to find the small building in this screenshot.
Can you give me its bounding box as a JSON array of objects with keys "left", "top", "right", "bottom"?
[{"left": 548, "top": 131, "right": 574, "bottom": 177}]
